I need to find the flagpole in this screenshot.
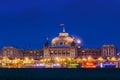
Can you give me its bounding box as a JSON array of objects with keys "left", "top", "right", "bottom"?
[
  {"left": 63, "top": 26, "right": 65, "bottom": 32},
  {"left": 60, "top": 23, "right": 65, "bottom": 32},
  {"left": 46, "top": 36, "right": 48, "bottom": 41}
]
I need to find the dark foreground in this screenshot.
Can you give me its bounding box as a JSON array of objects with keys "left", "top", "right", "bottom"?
[{"left": 0, "top": 68, "right": 120, "bottom": 80}]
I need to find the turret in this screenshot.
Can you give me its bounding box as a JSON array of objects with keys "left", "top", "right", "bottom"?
[
  {"left": 71, "top": 41, "right": 76, "bottom": 47},
  {"left": 43, "top": 36, "right": 50, "bottom": 58},
  {"left": 70, "top": 40, "right": 77, "bottom": 58},
  {"left": 44, "top": 41, "right": 49, "bottom": 48},
  {"left": 44, "top": 36, "right": 50, "bottom": 48}
]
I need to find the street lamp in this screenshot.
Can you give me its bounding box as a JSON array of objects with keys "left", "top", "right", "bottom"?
[
  {"left": 110, "top": 57, "right": 117, "bottom": 62},
  {"left": 87, "top": 56, "right": 95, "bottom": 62},
  {"left": 82, "top": 57, "right": 87, "bottom": 62},
  {"left": 76, "top": 58, "right": 82, "bottom": 63},
  {"left": 77, "top": 39, "right": 81, "bottom": 44},
  {"left": 76, "top": 39, "right": 81, "bottom": 48},
  {"left": 97, "top": 57, "right": 105, "bottom": 63},
  {"left": 97, "top": 57, "right": 105, "bottom": 68}
]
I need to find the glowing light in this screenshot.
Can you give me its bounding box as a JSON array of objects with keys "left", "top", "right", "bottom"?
[
  {"left": 36, "top": 64, "right": 45, "bottom": 66},
  {"left": 103, "top": 62, "right": 116, "bottom": 66},
  {"left": 111, "top": 57, "right": 117, "bottom": 62},
  {"left": 77, "top": 39, "right": 81, "bottom": 44},
  {"left": 55, "top": 57, "right": 59, "bottom": 60},
  {"left": 100, "top": 63, "right": 103, "bottom": 68},
  {"left": 82, "top": 57, "right": 87, "bottom": 62},
  {"left": 76, "top": 58, "right": 82, "bottom": 63},
  {"left": 69, "top": 63, "right": 79, "bottom": 66},
  {"left": 82, "top": 50, "right": 85, "bottom": 53},
  {"left": 97, "top": 57, "right": 104, "bottom": 62},
  {"left": 82, "top": 62, "right": 96, "bottom": 68},
  {"left": 85, "top": 62, "right": 94, "bottom": 66},
  {"left": 53, "top": 63, "right": 61, "bottom": 66}
]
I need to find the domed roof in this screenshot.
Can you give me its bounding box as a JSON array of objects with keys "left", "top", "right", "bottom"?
[{"left": 52, "top": 32, "right": 73, "bottom": 47}]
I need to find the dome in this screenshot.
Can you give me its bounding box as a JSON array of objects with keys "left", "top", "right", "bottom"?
[{"left": 52, "top": 32, "right": 73, "bottom": 47}]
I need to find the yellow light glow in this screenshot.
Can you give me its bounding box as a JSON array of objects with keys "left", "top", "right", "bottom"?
[
  {"left": 97, "top": 57, "right": 105, "bottom": 63},
  {"left": 111, "top": 57, "right": 117, "bottom": 62},
  {"left": 82, "top": 57, "right": 87, "bottom": 62},
  {"left": 55, "top": 57, "right": 59, "bottom": 60}
]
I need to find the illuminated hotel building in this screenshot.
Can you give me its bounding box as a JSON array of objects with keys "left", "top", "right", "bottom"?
[{"left": 0, "top": 27, "right": 118, "bottom": 60}]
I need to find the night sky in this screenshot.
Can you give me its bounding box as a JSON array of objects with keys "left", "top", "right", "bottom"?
[{"left": 0, "top": 0, "right": 120, "bottom": 51}]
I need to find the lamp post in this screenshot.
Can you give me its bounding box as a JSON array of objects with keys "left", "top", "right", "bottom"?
[
  {"left": 97, "top": 57, "right": 105, "bottom": 63},
  {"left": 87, "top": 56, "right": 95, "bottom": 62},
  {"left": 81, "top": 57, "right": 87, "bottom": 68},
  {"left": 110, "top": 57, "right": 117, "bottom": 62},
  {"left": 110, "top": 57, "right": 118, "bottom": 68},
  {"left": 1, "top": 57, "right": 10, "bottom": 68},
  {"left": 97, "top": 57, "right": 105, "bottom": 68},
  {"left": 76, "top": 58, "right": 82, "bottom": 64}
]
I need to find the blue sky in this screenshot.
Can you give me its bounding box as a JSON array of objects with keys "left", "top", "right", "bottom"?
[{"left": 0, "top": 0, "right": 120, "bottom": 51}]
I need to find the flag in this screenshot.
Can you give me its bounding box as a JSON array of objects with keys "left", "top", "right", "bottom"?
[
  {"left": 60, "top": 23, "right": 64, "bottom": 27},
  {"left": 59, "top": 23, "right": 65, "bottom": 32}
]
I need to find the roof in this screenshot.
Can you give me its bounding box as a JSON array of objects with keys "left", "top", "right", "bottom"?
[{"left": 51, "top": 46, "right": 69, "bottom": 48}]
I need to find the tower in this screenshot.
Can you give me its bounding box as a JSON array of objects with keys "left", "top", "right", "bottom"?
[
  {"left": 101, "top": 45, "right": 117, "bottom": 58},
  {"left": 43, "top": 36, "right": 50, "bottom": 58},
  {"left": 70, "top": 40, "right": 77, "bottom": 58}
]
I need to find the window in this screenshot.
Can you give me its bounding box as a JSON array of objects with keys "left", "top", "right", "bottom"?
[
  {"left": 51, "top": 51, "right": 54, "bottom": 53},
  {"left": 50, "top": 53, "right": 53, "bottom": 55},
  {"left": 58, "top": 50, "right": 62, "bottom": 54},
  {"left": 62, "top": 50, "right": 65, "bottom": 54},
  {"left": 37, "top": 53, "right": 39, "bottom": 56},
  {"left": 30, "top": 51, "right": 33, "bottom": 53},
  {"left": 56, "top": 42, "right": 59, "bottom": 45},
  {"left": 34, "top": 51, "right": 36, "bottom": 53},
  {"left": 67, "top": 51, "right": 70, "bottom": 54},
  {"left": 55, "top": 50, "right": 57, "bottom": 54},
  {"left": 60, "top": 42, "right": 63, "bottom": 45}
]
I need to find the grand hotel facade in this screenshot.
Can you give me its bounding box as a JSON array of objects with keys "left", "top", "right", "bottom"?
[{"left": 0, "top": 28, "right": 118, "bottom": 60}]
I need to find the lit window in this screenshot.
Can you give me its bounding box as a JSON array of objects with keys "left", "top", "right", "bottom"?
[
  {"left": 30, "top": 51, "right": 32, "bottom": 53},
  {"left": 82, "top": 50, "right": 85, "bottom": 53},
  {"left": 51, "top": 51, "right": 54, "bottom": 53}
]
